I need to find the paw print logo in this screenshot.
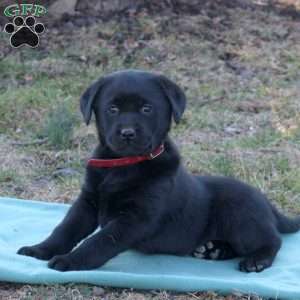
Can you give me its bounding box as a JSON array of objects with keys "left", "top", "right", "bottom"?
[{"left": 4, "top": 16, "right": 45, "bottom": 48}]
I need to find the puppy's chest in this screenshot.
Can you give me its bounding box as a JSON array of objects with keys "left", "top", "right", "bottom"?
[
  {"left": 90, "top": 166, "right": 141, "bottom": 193},
  {"left": 87, "top": 167, "right": 148, "bottom": 226},
  {"left": 96, "top": 195, "right": 133, "bottom": 227}
]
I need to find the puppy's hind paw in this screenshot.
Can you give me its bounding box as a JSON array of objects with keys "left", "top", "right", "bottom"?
[
  {"left": 193, "top": 242, "right": 216, "bottom": 259},
  {"left": 193, "top": 240, "right": 237, "bottom": 260},
  {"left": 239, "top": 258, "right": 271, "bottom": 273}
]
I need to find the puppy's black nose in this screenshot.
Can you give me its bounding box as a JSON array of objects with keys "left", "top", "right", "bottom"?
[{"left": 120, "top": 128, "right": 136, "bottom": 140}]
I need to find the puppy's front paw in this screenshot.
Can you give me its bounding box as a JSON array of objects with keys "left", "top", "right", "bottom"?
[
  {"left": 48, "top": 254, "right": 75, "bottom": 272},
  {"left": 17, "top": 245, "right": 54, "bottom": 260}
]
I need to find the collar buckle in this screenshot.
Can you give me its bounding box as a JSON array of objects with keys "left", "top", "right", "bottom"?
[{"left": 149, "top": 144, "right": 164, "bottom": 160}]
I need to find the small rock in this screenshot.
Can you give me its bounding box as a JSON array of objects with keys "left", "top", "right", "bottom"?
[
  {"left": 52, "top": 168, "right": 80, "bottom": 178},
  {"left": 20, "top": 157, "right": 34, "bottom": 164},
  {"left": 33, "top": 177, "right": 51, "bottom": 188},
  {"left": 80, "top": 55, "right": 87, "bottom": 62},
  {"left": 93, "top": 287, "right": 105, "bottom": 296},
  {"left": 14, "top": 186, "right": 24, "bottom": 194},
  {"left": 224, "top": 126, "right": 242, "bottom": 135}
]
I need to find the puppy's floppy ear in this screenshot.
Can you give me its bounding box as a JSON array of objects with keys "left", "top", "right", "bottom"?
[
  {"left": 80, "top": 77, "right": 109, "bottom": 125},
  {"left": 155, "top": 75, "right": 186, "bottom": 123}
]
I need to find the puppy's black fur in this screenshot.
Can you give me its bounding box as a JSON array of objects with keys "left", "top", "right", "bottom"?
[{"left": 18, "top": 70, "right": 300, "bottom": 272}]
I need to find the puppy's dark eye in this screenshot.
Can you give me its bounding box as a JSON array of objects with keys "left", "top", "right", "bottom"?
[
  {"left": 141, "top": 104, "right": 152, "bottom": 114},
  {"left": 107, "top": 105, "right": 119, "bottom": 115}
]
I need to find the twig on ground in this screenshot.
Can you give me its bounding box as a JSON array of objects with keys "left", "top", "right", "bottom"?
[
  {"left": 199, "top": 96, "right": 225, "bottom": 108},
  {"left": 11, "top": 138, "right": 48, "bottom": 146}
]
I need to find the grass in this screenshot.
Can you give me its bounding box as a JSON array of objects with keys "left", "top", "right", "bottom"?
[
  {"left": 0, "top": 1, "right": 300, "bottom": 299},
  {"left": 232, "top": 129, "right": 282, "bottom": 149},
  {"left": 0, "top": 170, "right": 19, "bottom": 184},
  {"left": 42, "top": 102, "right": 80, "bottom": 149}
]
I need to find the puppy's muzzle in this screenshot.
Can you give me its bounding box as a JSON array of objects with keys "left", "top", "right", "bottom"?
[{"left": 120, "top": 127, "right": 136, "bottom": 142}]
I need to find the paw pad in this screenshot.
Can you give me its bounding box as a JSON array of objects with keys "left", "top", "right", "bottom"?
[
  {"left": 4, "top": 16, "right": 45, "bottom": 48},
  {"left": 239, "top": 258, "right": 269, "bottom": 273},
  {"left": 193, "top": 240, "right": 237, "bottom": 260}
]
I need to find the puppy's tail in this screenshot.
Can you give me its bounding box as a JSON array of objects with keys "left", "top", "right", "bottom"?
[{"left": 271, "top": 204, "right": 300, "bottom": 233}]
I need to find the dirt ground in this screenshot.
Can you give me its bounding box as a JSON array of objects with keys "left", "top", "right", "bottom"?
[{"left": 0, "top": 1, "right": 299, "bottom": 299}]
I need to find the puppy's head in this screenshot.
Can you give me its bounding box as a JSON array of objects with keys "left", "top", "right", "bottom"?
[{"left": 80, "top": 70, "right": 186, "bottom": 156}]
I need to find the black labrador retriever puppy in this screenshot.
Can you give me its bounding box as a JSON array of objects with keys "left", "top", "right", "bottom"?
[{"left": 18, "top": 70, "right": 300, "bottom": 272}]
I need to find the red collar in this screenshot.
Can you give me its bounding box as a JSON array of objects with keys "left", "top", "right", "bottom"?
[{"left": 87, "top": 144, "right": 165, "bottom": 168}]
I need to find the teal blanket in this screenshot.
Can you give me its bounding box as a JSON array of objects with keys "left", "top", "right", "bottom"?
[{"left": 1, "top": 197, "right": 299, "bottom": 299}]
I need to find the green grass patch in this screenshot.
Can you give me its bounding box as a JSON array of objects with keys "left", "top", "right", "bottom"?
[
  {"left": 233, "top": 129, "right": 282, "bottom": 149},
  {"left": 41, "top": 103, "right": 80, "bottom": 150},
  {"left": 281, "top": 170, "right": 300, "bottom": 194}
]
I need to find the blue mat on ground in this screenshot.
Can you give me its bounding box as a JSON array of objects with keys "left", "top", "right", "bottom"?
[{"left": 1, "top": 196, "right": 300, "bottom": 299}]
